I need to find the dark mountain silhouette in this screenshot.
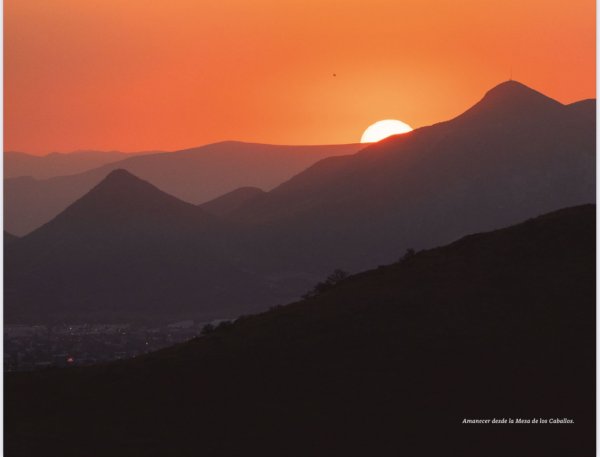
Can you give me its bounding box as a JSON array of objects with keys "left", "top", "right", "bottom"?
[
  {"left": 4, "top": 81, "right": 595, "bottom": 325},
  {"left": 449, "top": 80, "right": 564, "bottom": 126},
  {"left": 199, "top": 186, "right": 266, "bottom": 216},
  {"left": 4, "top": 170, "right": 284, "bottom": 324},
  {"left": 5, "top": 205, "right": 595, "bottom": 457},
  {"left": 565, "top": 98, "right": 596, "bottom": 116},
  {"left": 5, "top": 142, "right": 363, "bottom": 235},
  {"left": 4, "top": 150, "right": 152, "bottom": 180},
  {"left": 228, "top": 81, "right": 595, "bottom": 280},
  {"left": 4, "top": 231, "right": 19, "bottom": 245}
]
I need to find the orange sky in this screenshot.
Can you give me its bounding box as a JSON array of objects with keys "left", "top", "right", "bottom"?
[{"left": 5, "top": 0, "right": 596, "bottom": 155}]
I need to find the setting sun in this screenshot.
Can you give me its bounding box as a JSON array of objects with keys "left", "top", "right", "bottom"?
[{"left": 360, "top": 120, "right": 413, "bottom": 143}]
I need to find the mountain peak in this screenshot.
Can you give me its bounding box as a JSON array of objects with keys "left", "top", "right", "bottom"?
[
  {"left": 452, "top": 80, "right": 563, "bottom": 126},
  {"left": 59, "top": 168, "right": 201, "bottom": 223},
  {"left": 482, "top": 80, "right": 561, "bottom": 104},
  {"left": 25, "top": 167, "right": 216, "bottom": 239},
  {"left": 487, "top": 79, "right": 532, "bottom": 91},
  {"left": 102, "top": 168, "right": 143, "bottom": 184},
  {"left": 89, "top": 169, "right": 162, "bottom": 197}
]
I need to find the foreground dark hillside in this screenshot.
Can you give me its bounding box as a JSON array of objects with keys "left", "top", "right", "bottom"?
[{"left": 5, "top": 205, "right": 595, "bottom": 457}]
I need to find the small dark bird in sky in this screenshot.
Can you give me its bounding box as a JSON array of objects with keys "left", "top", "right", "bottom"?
[{"left": 333, "top": 73, "right": 336, "bottom": 77}]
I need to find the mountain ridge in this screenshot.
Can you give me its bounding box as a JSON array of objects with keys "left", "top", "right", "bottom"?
[
  {"left": 5, "top": 80, "right": 596, "bottom": 324},
  {"left": 5, "top": 142, "right": 365, "bottom": 235},
  {"left": 224, "top": 80, "right": 594, "bottom": 276},
  {"left": 4, "top": 149, "right": 154, "bottom": 180}
]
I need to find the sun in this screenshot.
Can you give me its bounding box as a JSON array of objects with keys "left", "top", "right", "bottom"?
[{"left": 361, "top": 119, "right": 413, "bottom": 143}]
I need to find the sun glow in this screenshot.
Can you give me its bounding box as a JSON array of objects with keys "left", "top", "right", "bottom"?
[{"left": 361, "top": 119, "right": 413, "bottom": 143}]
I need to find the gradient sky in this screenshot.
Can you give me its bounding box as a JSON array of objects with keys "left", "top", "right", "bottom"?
[{"left": 5, "top": 0, "right": 595, "bottom": 155}]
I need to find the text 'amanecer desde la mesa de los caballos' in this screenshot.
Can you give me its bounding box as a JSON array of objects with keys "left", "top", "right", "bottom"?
[{"left": 462, "top": 418, "right": 574, "bottom": 424}]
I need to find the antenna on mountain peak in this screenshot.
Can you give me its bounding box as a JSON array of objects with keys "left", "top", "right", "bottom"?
[{"left": 509, "top": 66, "right": 513, "bottom": 81}]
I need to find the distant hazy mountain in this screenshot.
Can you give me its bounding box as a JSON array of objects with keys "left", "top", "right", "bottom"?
[
  {"left": 4, "top": 150, "right": 153, "bottom": 179},
  {"left": 5, "top": 142, "right": 364, "bottom": 235},
  {"left": 6, "top": 205, "right": 594, "bottom": 457},
  {"left": 5, "top": 170, "right": 284, "bottom": 324},
  {"left": 228, "top": 81, "right": 595, "bottom": 277},
  {"left": 199, "top": 186, "right": 266, "bottom": 216}
]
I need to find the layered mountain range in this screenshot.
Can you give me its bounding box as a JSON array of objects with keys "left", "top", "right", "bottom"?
[
  {"left": 5, "top": 142, "right": 363, "bottom": 235},
  {"left": 4, "top": 81, "right": 596, "bottom": 324},
  {"left": 5, "top": 170, "right": 286, "bottom": 323},
  {"left": 226, "top": 81, "right": 595, "bottom": 273}
]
